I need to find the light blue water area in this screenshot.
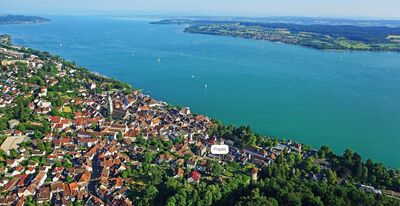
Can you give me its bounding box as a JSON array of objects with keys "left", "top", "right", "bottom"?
[{"left": 1, "top": 16, "right": 399, "bottom": 168}]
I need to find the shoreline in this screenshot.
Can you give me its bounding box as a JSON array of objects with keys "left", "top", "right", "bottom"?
[{"left": 182, "top": 29, "right": 400, "bottom": 53}]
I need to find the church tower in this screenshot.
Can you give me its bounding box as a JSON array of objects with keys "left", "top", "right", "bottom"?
[
  {"left": 107, "top": 92, "right": 113, "bottom": 117},
  {"left": 251, "top": 167, "right": 258, "bottom": 182}
]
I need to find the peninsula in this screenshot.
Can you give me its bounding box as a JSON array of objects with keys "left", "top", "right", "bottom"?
[
  {"left": 0, "top": 15, "right": 50, "bottom": 25},
  {"left": 152, "top": 19, "right": 400, "bottom": 51},
  {"left": 0, "top": 34, "right": 399, "bottom": 205}
]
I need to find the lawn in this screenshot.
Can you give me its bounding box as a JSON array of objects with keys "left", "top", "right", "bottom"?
[{"left": 63, "top": 106, "right": 72, "bottom": 113}]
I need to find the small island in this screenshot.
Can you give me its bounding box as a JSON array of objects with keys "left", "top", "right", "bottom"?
[
  {"left": 153, "top": 19, "right": 400, "bottom": 51},
  {"left": 0, "top": 15, "right": 50, "bottom": 25}
]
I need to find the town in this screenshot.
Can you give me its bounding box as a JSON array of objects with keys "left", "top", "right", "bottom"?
[{"left": 0, "top": 34, "right": 399, "bottom": 205}]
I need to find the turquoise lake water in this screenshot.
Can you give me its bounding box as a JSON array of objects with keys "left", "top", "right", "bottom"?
[{"left": 1, "top": 16, "right": 399, "bottom": 168}]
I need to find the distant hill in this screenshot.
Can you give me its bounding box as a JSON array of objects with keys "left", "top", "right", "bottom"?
[
  {"left": 0, "top": 15, "right": 50, "bottom": 24},
  {"left": 151, "top": 16, "right": 400, "bottom": 27}
]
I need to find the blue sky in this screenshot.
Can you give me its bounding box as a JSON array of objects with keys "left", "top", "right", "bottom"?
[{"left": 1, "top": 0, "right": 399, "bottom": 19}]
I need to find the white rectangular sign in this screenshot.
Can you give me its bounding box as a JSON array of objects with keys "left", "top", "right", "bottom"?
[{"left": 211, "top": 145, "right": 229, "bottom": 155}]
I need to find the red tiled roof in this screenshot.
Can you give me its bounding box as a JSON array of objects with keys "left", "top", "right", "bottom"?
[
  {"left": 177, "top": 168, "right": 184, "bottom": 177},
  {"left": 79, "top": 171, "right": 91, "bottom": 183},
  {"left": 69, "top": 182, "right": 78, "bottom": 191},
  {"left": 49, "top": 116, "right": 61, "bottom": 124},
  {"left": 53, "top": 166, "right": 64, "bottom": 173},
  {"left": 60, "top": 119, "right": 71, "bottom": 124},
  {"left": 16, "top": 165, "right": 24, "bottom": 172},
  {"left": 191, "top": 171, "right": 200, "bottom": 182},
  {"left": 115, "top": 177, "right": 123, "bottom": 187},
  {"left": 2, "top": 178, "right": 18, "bottom": 192},
  {"left": 16, "top": 174, "right": 28, "bottom": 187}
]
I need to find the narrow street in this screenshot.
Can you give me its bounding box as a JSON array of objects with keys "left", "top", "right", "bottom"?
[{"left": 88, "top": 154, "right": 101, "bottom": 196}]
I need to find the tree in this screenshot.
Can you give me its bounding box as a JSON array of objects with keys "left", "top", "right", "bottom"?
[
  {"left": 166, "top": 197, "right": 177, "bottom": 206},
  {"left": 343, "top": 149, "right": 354, "bottom": 166},
  {"left": 62, "top": 160, "right": 73, "bottom": 169},
  {"left": 74, "top": 201, "right": 84, "bottom": 206},
  {"left": 9, "top": 148, "right": 18, "bottom": 159},
  {"left": 303, "top": 157, "right": 314, "bottom": 172},
  {"left": 326, "top": 170, "right": 338, "bottom": 184},
  {"left": 0, "top": 118, "right": 7, "bottom": 130},
  {"left": 285, "top": 192, "right": 302, "bottom": 206},
  {"left": 0, "top": 149, "right": 5, "bottom": 161},
  {"left": 312, "top": 165, "right": 321, "bottom": 174},
  {"left": 213, "top": 162, "right": 224, "bottom": 177},
  {"left": 44, "top": 142, "right": 52, "bottom": 153},
  {"left": 121, "top": 170, "right": 128, "bottom": 178},
  {"left": 33, "top": 130, "right": 44, "bottom": 139},
  {"left": 245, "top": 134, "right": 257, "bottom": 146},
  {"left": 143, "top": 152, "right": 154, "bottom": 163},
  {"left": 236, "top": 188, "right": 278, "bottom": 206},
  {"left": 136, "top": 136, "right": 147, "bottom": 146},
  {"left": 204, "top": 190, "right": 213, "bottom": 205},
  {"left": 37, "top": 139, "right": 45, "bottom": 151},
  {"left": 302, "top": 193, "right": 324, "bottom": 206},
  {"left": 17, "top": 124, "right": 26, "bottom": 131},
  {"left": 174, "top": 190, "right": 188, "bottom": 206},
  {"left": 13, "top": 96, "right": 29, "bottom": 122},
  {"left": 208, "top": 184, "right": 222, "bottom": 201},
  {"left": 66, "top": 176, "right": 73, "bottom": 183},
  {"left": 117, "top": 131, "right": 123, "bottom": 141},
  {"left": 318, "top": 145, "right": 333, "bottom": 159},
  {"left": 143, "top": 185, "right": 158, "bottom": 205}
]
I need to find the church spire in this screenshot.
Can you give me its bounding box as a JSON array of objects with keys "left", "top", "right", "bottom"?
[{"left": 107, "top": 92, "right": 113, "bottom": 117}]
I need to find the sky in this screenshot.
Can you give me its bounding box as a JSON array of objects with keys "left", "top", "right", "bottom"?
[{"left": 1, "top": 0, "right": 400, "bottom": 19}]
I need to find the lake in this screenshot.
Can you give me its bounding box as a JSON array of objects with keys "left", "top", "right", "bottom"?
[{"left": 1, "top": 16, "right": 399, "bottom": 168}]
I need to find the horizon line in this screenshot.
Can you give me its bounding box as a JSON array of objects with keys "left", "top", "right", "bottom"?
[{"left": 1, "top": 10, "right": 400, "bottom": 21}]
